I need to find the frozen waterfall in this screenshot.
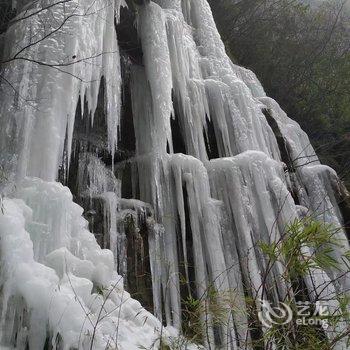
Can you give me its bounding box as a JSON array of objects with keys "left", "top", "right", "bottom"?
[{"left": 0, "top": 0, "right": 349, "bottom": 349}]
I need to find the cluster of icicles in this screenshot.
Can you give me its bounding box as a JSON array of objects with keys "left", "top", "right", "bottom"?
[{"left": 0, "top": 0, "right": 349, "bottom": 349}]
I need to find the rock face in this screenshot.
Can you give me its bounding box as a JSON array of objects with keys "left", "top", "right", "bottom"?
[{"left": 0, "top": 0, "right": 349, "bottom": 349}]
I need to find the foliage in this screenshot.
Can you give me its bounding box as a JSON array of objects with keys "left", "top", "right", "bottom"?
[
  {"left": 257, "top": 218, "right": 350, "bottom": 349},
  {"left": 259, "top": 218, "right": 342, "bottom": 278},
  {"left": 209, "top": 0, "right": 350, "bottom": 187},
  {"left": 182, "top": 295, "right": 204, "bottom": 343},
  {"left": 177, "top": 218, "right": 349, "bottom": 349}
]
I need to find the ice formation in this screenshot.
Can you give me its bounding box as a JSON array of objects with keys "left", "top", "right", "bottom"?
[{"left": 0, "top": 0, "right": 349, "bottom": 349}]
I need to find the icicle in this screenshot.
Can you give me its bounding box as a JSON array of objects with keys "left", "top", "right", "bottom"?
[
  {"left": 137, "top": 2, "right": 173, "bottom": 154},
  {"left": 77, "top": 153, "right": 120, "bottom": 198},
  {"left": 300, "top": 165, "right": 350, "bottom": 294},
  {"left": 0, "top": 178, "right": 178, "bottom": 349},
  {"left": 0, "top": 0, "right": 122, "bottom": 182},
  {"left": 207, "top": 151, "right": 296, "bottom": 301},
  {"left": 1, "top": 0, "right": 349, "bottom": 348}
]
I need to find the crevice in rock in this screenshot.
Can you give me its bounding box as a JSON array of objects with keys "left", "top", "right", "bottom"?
[
  {"left": 180, "top": 185, "right": 199, "bottom": 339},
  {"left": 171, "top": 116, "right": 187, "bottom": 154},
  {"left": 263, "top": 108, "right": 294, "bottom": 172},
  {"left": 125, "top": 214, "right": 154, "bottom": 312},
  {"left": 332, "top": 182, "right": 350, "bottom": 241},
  {"left": 204, "top": 116, "right": 219, "bottom": 160},
  {"left": 116, "top": 5, "right": 143, "bottom": 66},
  {"left": 263, "top": 108, "right": 301, "bottom": 205},
  {"left": 120, "top": 161, "right": 138, "bottom": 199},
  {"left": 117, "top": 59, "right": 136, "bottom": 161}
]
